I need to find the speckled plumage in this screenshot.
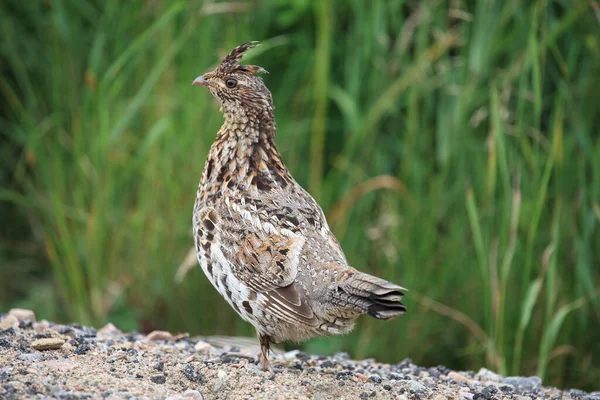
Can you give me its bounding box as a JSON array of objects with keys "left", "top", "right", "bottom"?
[{"left": 192, "top": 42, "right": 407, "bottom": 371}]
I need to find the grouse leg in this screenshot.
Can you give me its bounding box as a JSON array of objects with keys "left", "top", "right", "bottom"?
[{"left": 258, "top": 333, "right": 272, "bottom": 372}]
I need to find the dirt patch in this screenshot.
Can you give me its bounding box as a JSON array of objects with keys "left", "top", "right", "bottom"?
[{"left": 0, "top": 312, "right": 597, "bottom": 399}]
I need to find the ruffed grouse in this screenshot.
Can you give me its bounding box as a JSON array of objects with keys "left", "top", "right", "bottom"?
[{"left": 192, "top": 42, "right": 407, "bottom": 371}]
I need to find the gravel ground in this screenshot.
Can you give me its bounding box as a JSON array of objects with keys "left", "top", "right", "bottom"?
[{"left": 0, "top": 309, "right": 598, "bottom": 400}]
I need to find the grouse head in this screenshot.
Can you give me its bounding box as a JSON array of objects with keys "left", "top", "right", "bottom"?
[{"left": 193, "top": 42, "right": 273, "bottom": 120}]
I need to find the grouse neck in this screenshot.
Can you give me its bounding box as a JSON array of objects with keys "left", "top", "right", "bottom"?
[
  {"left": 202, "top": 109, "right": 291, "bottom": 193},
  {"left": 221, "top": 106, "right": 276, "bottom": 142},
  {"left": 217, "top": 107, "right": 278, "bottom": 162}
]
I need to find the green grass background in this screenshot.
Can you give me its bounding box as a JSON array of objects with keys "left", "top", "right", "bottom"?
[{"left": 1, "top": 0, "right": 599, "bottom": 391}]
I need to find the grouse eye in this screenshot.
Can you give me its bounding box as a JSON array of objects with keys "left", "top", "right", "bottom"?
[{"left": 225, "top": 78, "right": 237, "bottom": 88}]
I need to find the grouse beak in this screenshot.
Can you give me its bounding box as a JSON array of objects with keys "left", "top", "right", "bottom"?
[{"left": 192, "top": 75, "right": 209, "bottom": 87}]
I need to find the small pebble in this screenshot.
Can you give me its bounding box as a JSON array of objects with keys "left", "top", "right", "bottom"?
[
  {"left": 0, "top": 327, "right": 15, "bottom": 337},
  {"left": 448, "top": 371, "right": 472, "bottom": 384},
  {"left": 19, "top": 352, "right": 43, "bottom": 362},
  {"left": 501, "top": 376, "right": 542, "bottom": 392},
  {"left": 146, "top": 330, "right": 173, "bottom": 341},
  {"left": 172, "top": 332, "right": 190, "bottom": 341},
  {"left": 333, "top": 352, "right": 350, "bottom": 360},
  {"left": 8, "top": 309, "right": 36, "bottom": 322},
  {"left": 194, "top": 340, "right": 213, "bottom": 355},
  {"left": 33, "top": 321, "right": 50, "bottom": 335},
  {"left": 244, "top": 363, "right": 264, "bottom": 376},
  {"left": 18, "top": 320, "right": 33, "bottom": 329},
  {"left": 482, "top": 385, "right": 497, "bottom": 395},
  {"left": 283, "top": 350, "right": 302, "bottom": 360},
  {"left": 154, "top": 360, "right": 165, "bottom": 371},
  {"left": 55, "top": 325, "right": 73, "bottom": 335},
  {"left": 408, "top": 380, "right": 427, "bottom": 394},
  {"left": 475, "top": 368, "right": 503, "bottom": 382},
  {"left": 150, "top": 374, "right": 166, "bottom": 384},
  {"left": 182, "top": 389, "right": 203, "bottom": 400},
  {"left": 31, "top": 338, "right": 64, "bottom": 351},
  {"left": 459, "top": 387, "right": 474, "bottom": 400},
  {"left": 0, "top": 316, "right": 19, "bottom": 331},
  {"left": 183, "top": 365, "right": 205, "bottom": 383},
  {"left": 184, "top": 355, "right": 196, "bottom": 363},
  {"left": 355, "top": 372, "right": 368, "bottom": 382},
  {"left": 74, "top": 344, "right": 91, "bottom": 355},
  {"left": 499, "top": 385, "right": 514, "bottom": 393},
  {"left": 97, "top": 323, "right": 122, "bottom": 339}
]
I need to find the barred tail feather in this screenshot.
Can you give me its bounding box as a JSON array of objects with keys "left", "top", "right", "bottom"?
[{"left": 341, "top": 271, "right": 407, "bottom": 320}]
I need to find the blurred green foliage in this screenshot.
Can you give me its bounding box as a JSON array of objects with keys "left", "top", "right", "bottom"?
[{"left": 1, "top": 0, "right": 599, "bottom": 391}]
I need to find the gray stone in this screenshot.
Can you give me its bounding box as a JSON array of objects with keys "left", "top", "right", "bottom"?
[
  {"left": 19, "top": 352, "right": 44, "bottom": 362},
  {"left": 150, "top": 374, "right": 166, "bottom": 384},
  {"left": 333, "top": 352, "right": 351, "bottom": 361},
  {"left": 244, "top": 363, "right": 264, "bottom": 376},
  {"left": 212, "top": 371, "right": 228, "bottom": 392},
  {"left": 475, "top": 368, "right": 503, "bottom": 382},
  {"left": 501, "top": 376, "right": 542, "bottom": 392},
  {"left": 408, "top": 380, "right": 427, "bottom": 393}
]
